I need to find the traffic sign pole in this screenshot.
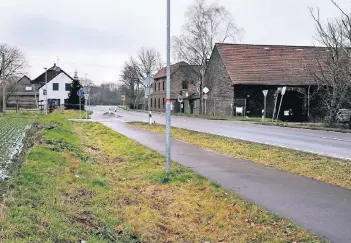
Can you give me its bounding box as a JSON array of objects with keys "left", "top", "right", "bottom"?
[{"left": 79, "top": 96, "right": 81, "bottom": 119}]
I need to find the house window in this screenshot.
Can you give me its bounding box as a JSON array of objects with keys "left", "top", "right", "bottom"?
[
  {"left": 163, "top": 98, "right": 165, "bottom": 108},
  {"left": 53, "top": 83, "right": 59, "bottom": 91},
  {"left": 150, "top": 99, "right": 153, "bottom": 108},
  {"left": 158, "top": 82, "right": 160, "bottom": 91},
  {"left": 25, "top": 86, "right": 32, "bottom": 91},
  {"left": 163, "top": 81, "right": 165, "bottom": 91},
  {"left": 158, "top": 98, "right": 160, "bottom": 109},
  {"left": 65, "top": 83, "right": 71, "bottom": 91},
  {"left": 154, "top": 98, "right": 157, "bottom": 108},
  {"left": 154, "top": 82, "right": 157, "bottom": 91},
  {"left": 182, "top": 80, "right": 188, "bottom": 90}
]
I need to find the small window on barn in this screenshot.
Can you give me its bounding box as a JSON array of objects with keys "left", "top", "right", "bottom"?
[
  {"left": 53, "top": 83, "right": 59, "bottom": 91},
  {"left": 65, "top": 83, "right": 71, "bottom": 91},
  {"left": 25, "top": 86, "right": 32, "bottom": 91},
  {"left": 182, "top": 80, "right": 188, "bottom": 90}
]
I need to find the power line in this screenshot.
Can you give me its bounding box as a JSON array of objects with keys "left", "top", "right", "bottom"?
[{"left": 29, "top": 57, "right": 119, "bottom": 69}]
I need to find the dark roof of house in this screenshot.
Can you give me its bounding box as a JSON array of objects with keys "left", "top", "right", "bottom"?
[
  {"left": 17, "top": 75, "right": 31, "bottom": 85},
  {"left": 215, "top": 43, "right": 328, "bottom": 86},
  {"left": 31, "top": 64, "right": 75, "bottom": 89},
  {"left": 153, "top": 62, "right": 194, "bottom": 80}
]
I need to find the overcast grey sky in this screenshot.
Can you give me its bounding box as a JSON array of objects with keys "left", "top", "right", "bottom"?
[{"left": 0, "top": 0, "right": 350, "bottom": 84}]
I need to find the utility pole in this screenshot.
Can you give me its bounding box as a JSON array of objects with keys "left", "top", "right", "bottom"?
[
  {"left": 1, "top": 53, "right": 5, "bottom": 114},
  {"left": 165, "top": 0, "right": 171, "bottom": 173},
  {"left": 44, "top": 68, "right": 48, "bottom": 115}
]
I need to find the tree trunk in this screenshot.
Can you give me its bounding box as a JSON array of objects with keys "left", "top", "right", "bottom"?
[{"left": 327, "top": 100, "right": 338, "bottom": 127}]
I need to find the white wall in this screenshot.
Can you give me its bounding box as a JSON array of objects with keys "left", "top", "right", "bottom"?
[{"left": 39, "top": 73, "right": 73, "bottom": 107}]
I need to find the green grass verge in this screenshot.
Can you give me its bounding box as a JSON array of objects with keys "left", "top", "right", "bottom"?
[
  {"left": 0, "top": 111, "right": 324, "bottom": 242},
  {"left": 119, "top": 105, "right": 130, "bottom": 111},
  {"left": 260, "top": 121, "right": 351, "bottom": 133},
  {"left": 131, "top": 123, "right": 351, "bottom": 190}
]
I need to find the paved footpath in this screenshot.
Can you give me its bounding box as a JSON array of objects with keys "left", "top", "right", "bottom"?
[{"left": 91, "top": 114, "right": 351, "bottom": 242}]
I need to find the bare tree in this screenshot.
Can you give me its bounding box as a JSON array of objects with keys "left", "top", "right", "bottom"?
[
  {"left": 0, "top": 44, "right": 26, "bottom": 113},
  {"left": 137, "top": 47, "right": 163, "bottom": 77},
  {"left": 119, "top": 48, "right": 163, "bottom": 109},
  {"left": 119, "top": 58, "right": 140, "bottom": 108},
  {"left": 309, "top": 1, "right": 351, "bottom": 126},
  {"left": 173, "top": 0, "right": 243, "bottom": 113}
]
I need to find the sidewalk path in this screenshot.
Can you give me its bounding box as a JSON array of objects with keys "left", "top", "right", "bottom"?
[{"left": 94, "top": 118, "right": 351, "bottom": 243}]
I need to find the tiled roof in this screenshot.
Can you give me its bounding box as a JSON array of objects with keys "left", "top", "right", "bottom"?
[
  {"left": 216, "top": 43, "right": 328, "bottom": 85},
  {"left": 153, "top": 62, "right": 189, "bottom": 80}
]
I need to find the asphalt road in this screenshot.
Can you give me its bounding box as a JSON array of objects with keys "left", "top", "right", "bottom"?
[
  {"left": 91, "top": 106, "right": 351, "bottom": 160},
  {"left": 91, "top": 115, "right": 351, "bottom": 243}
]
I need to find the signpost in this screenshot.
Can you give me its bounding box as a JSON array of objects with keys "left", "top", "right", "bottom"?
[
  {"left": 121, "top": 95, "right": 126, "bottom": 106},
  {"left": 77, "top": 89, "right": 83, "bottom": 119},
  {"left": 262, "top": 90, "right": 268, "bottom": 121},
  {"left": 203, "top": 87, "right": 210, "bottom": 115},
  {"left": 84, "top": 93, "right": 89, "bottom": 119},
  {"left": 276, "top": 87, "right": 287, "bottom": 122},
  {"left": 178, "top": 95, "right": 183, "bottom": 113},
  {"left": 143, "top": 76, "right": 154, "bottom": 125}
]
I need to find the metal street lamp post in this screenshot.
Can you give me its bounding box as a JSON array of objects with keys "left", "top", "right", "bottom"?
[{"left": 165, "top": 0, "right": 171, "bottom": 173}]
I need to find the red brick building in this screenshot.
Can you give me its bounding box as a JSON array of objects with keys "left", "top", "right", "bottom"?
[{"left": 151, "top": 62, "right": 201, "bottom": 114}]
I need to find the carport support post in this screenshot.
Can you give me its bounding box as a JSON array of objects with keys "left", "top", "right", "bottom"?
[{"left": 277, "top": 93, "right": 284, "bottom": 123}]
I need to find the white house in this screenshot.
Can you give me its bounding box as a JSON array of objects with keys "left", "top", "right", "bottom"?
[
  {"left": 32, "top": 64, "right": 75, "bottom": 108},
  {"left": 38, "top": 72, "right": 74, "bottom": 107}
]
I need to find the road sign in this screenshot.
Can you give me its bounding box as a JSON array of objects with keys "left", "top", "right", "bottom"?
[
  {"left": 178, "top": 95, "right": 183, "bottom": 103},
  {"left": 121, "top": 95, "right": 126, "bottom": 101},
  {"left": 84, "top": 94, "right": 89, "bottom": 99},
  {"left": 203, "top": 94, "right": 208, "bottom": 100},
  {"left": 203, "top": 87, "right": 209, "bottom": 94},
  {"left": 83, "top": 87, "right": 89, "bottom": 93},
  {"left": 77, "top": 90, "right": 83, "bottom": 97},
  {"left": 145, "top": 86, "right": 153, "bottom": 96},
  {"left": 262, "top": 90, "right": 268, "bottom": 97},
  {"left": 143, "top": 76, "right": 154, "bottom": 86}
]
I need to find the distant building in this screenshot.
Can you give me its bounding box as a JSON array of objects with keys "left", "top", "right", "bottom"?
[
  {"left": 204, "top": 43, "right": 327, "bottom": 121},
  {"left": 7, "top": 75, "right": 38, "bottom": 109},
  {"left": 32, "top": 64, "right": 75, "bottom": 108},
  {"left": 151, "top": 62, "right": 201, "bottom": 114}
]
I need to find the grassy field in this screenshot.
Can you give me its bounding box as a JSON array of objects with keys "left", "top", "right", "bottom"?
[
  {"left": 0, "top": 111, "right": 324, "bottom": 242},
  {"left": 132, "top": 123, "right": 351, "bottom": 189}
]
